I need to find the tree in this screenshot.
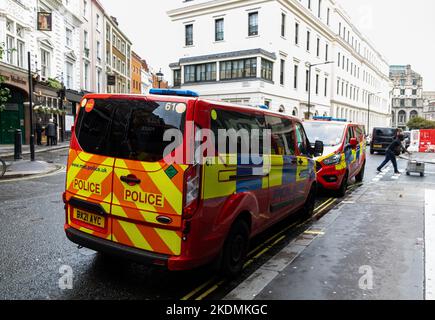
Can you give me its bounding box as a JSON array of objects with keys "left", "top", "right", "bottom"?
[
  {"left": 407, "top": 116, "right": 435, "bottom": 130},
  {"left": 0, "top": 43, "right": 11, "bottom": 112}
]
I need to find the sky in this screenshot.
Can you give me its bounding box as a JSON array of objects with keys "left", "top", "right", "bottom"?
[{"left": 102, "top": 0, "right": 435, "bottom": 90}]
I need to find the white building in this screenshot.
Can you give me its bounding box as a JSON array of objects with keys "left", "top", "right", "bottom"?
[{"left": 168, "top": 0, "right": 392, "bottom": 132}]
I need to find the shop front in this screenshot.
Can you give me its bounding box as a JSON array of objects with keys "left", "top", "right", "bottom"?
[{"left": 0, "top": 62, "right": 29, "bottom": 145}]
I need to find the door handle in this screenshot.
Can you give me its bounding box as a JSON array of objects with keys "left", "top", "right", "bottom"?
[{"left": 120, "top": 175, "right": 141, "bottom": 186}]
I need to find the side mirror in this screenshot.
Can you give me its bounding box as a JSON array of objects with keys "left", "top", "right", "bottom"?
[
  {"left": 313, "top": 140, "right": 324, "bottom": 157},
  {"left": 350, "top": 138, "right": 358, "bottom": 149}
]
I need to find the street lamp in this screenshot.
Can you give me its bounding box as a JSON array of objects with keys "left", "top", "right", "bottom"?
[
  {"left": 367, "top": 91, "right": 382, "bottom": 135},
  {"left": 306, "top": 61, "right": 334, "bottom": 119},
  {"left": 156, "top": 69, "right": 164, "bottom": 88}
]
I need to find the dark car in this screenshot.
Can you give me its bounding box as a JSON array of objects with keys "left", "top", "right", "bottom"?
[{"left": 370, "top": 127, "right": 398, "bottom": 155}]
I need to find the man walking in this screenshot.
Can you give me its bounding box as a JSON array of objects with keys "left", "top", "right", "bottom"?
[
  {"left": 377, "top": 133, "right": 410, "bottom": 175},
  {"left": 35, "top": 118, "right": 44, "bottom": 146},
  {"left": 45, "top": 119, "right": 56, "bottom": 146}
]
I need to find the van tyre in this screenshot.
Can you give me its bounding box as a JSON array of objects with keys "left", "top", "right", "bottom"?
[
  {"left": 221, "top": 219, "right": 250, "bottom": 278},
  {"left": 355, "top": 163, "right": 366, "bottom": 183},
  {"left": 337, "top": 171, "right": 349, "bottom": 198},
  {"left": 302, "top": 185, "right": 316, "bottom": 218}
]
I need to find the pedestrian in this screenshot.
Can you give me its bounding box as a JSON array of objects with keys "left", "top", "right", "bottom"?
[
  {"left": 45, "top": 119, "right": 56, "bottom": 146},
  {"left": 35, "top": 118, "right": 44, "bottom": 146},
  {"left": 53, "top": 119, "right": 58, "bottom": 146},
  {"left": 377, "top": 133, "right": 411, "bottom": 175}
]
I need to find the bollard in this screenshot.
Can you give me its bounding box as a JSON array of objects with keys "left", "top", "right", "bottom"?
[{"left": 14, "top": 129, "right": 23, "bottom": 160}]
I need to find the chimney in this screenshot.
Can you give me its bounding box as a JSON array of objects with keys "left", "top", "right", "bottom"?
[{"left": 111, "top": 16, "right": 119, "bottom": 26}]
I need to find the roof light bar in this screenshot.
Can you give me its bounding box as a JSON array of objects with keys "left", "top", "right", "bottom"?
[{"left": 149, "top": 89, "right": 199, "bottom": 97}]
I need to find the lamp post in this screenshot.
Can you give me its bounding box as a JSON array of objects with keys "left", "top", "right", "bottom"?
[
  {"left": 27, "top": 52, "right": 35, "bottom": 162},
  {"left": 367, "top": 92, "right": 382, "bottom": 135},
  {"left": 156, "top": 69, "right": 164, "bottom": 88},
  {"left": 306, "top": 61, "right": 334, "bottom": 119}
]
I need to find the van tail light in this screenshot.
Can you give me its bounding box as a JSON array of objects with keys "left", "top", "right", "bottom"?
[{"left": 183, "top": 165, "right": 201, "bottom": 219}]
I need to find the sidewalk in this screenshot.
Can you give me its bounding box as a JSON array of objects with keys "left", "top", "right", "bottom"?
[
  {"left": 226, "top": 177, "right": 431, "bottom": 300},
  {"left": 400, "top": 152, "right": 435, "bottom": 164},
  {"left": 0, "top": 141, "right": 70, "bottom": 159},
  {"left": 1, "top": 160, "right": 60, "bottom": 180}
]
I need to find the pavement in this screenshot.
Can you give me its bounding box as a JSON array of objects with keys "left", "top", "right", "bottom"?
[
  {"left": 0, "top": 142, "right": 69, "bottom": 180},
  {"left": 226, "top": 159, "right": 435, "bottom": 300},
  {"left": 0, "top": 141, "right": 70, "bottom": 159}
]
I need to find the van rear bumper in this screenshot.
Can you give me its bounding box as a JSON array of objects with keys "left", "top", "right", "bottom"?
[{"left": 65, "top": 227, "right": 170, "bottom": 267}]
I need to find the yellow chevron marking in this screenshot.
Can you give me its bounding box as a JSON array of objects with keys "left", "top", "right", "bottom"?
[
  {"left": 118, "top": 220, "right": 153, "bottom": 251},
  {"left": 155, "top": 228, "right": 181, "bottom": 256}
]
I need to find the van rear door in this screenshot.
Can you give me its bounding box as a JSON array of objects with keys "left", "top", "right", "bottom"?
[
  {"left": 66, "top": 98, "right": 116, "bottom": 241},
  {"left": 109, "top": 99, "right": 189, "bottom": 256}
]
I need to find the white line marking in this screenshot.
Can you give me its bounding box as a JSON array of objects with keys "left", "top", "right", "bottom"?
[{"left": 425, "top": 189, "right": 435, "bottom": 300}]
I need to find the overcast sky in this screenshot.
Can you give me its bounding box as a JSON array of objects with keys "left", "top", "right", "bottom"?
[{"left": 102, "top": 0, "right": 435, "bottom": 90}]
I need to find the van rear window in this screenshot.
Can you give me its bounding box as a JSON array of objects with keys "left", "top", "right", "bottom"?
[
  {"left": 75, "top": 99, "right": 186, "bottom": 162},
  {"left": 374, "top": 128, "right": 396, "bottom": 137}
]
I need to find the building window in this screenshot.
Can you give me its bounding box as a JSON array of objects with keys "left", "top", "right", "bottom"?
[
  {"left": 306, "top": 31, "right": 310, "bottom": 51},
  {"left": 96, "top": 41, "right": 101, "bottom": 60},
  {"left": 6, "top": 35, "right": 14, "bottom": 64},
  {"left": 248, "top": 12, "right": 258, "bottom": 36},
  {"left": 315, "top": 74, "right": 319, "bottom": 94},
  {"left": 215, "top": 18, "right": 224, "bottom": 41},
  {"left": 66, "top": 28, "right": 72, "bottom": 47},
  {"left": 325, "top": 44, "right": 329, "bottom": 61},
  {"left": 184, "top": 63, "right": 217, "bottom": 83},
  {"left": 84, "top": 62, "right": 89, "bottom": 90},
  {"left": 83, "top": 0, "right": 87, "bottom": 17},
  {"left": 65, "top": 61, "right": 73, "bottom": 89},
  {"left": 295, "top": 22, "right": 299, "bottom": 45},
  {"left": 318, "top": 0, "right": 322, "bottom": 18},
  {"left": 316, "top": 38, "right": 320, "bottom": 57},
  {"left": 305, "top": 69, "right": 309, "bottom": 92},
  {"left": 185, "top": 24, "right": 193, "bottom": 46},
  {"left": 324, "top": 78, "right": 328, "bottom": 97},
  {"left": 220, "top": 58, "right": 257, "bottom": 80},
  {"left": 261, "top": 59, "right": 273, "bottom": 81},
  {"left": 412, "top": 99, "right": 417, "bottom": 107},
  {"left": 174, "top": 70, "right": 181, "bottom": 86},
  {"left": 280, "top": 59, "right": 285, "bottom": 85},
  {"left": 97, "top": 69, "right": 102, "bottom": 93},
  {"left": 17, "top": 40, "right": 25, "bottom": 68},
  {"left": 41, "top": 49, "right": 50, "bottom": 78},
  {"left": 327, "top": 8, "right": 330, "bottom": 25},
  {"left": 281, "top": 13, "right": 286, "bottom": 37},
  {"left": 294, "top": 64, "right": 298, "bottom": 89},
  {"left": 96, "top": 14, "right": 100, "bottom": 31}
]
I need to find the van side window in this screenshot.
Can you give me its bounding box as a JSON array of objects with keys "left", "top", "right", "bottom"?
[
  {"left": 295, "top": 122, "right": 309, "bottom": 155},
  {"left": 266, "top": 116, "right": 295, "bottom": 156},
  {"left": 211, "top": 109, "right": 266, "bottom": 155}
]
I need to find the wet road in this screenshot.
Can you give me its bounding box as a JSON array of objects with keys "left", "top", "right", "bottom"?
[{"left": 0, "top": 149, "right": 400, "bottom": 299}]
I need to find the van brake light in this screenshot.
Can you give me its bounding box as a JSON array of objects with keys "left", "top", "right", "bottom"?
[{"left": 183, "top": 165, "right": 200, "bottom": 219}]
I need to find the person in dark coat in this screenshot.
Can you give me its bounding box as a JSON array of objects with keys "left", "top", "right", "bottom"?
[
  {"left": 377, "top": 134, "right": 410, "bottom": 175},
  {"left": 35, "top": 118, "right": 44, "bottom": 146},
  {"left": 53, "top": 119, "right": 58, "bottom": 146},
  {"left": 45, "top": 119, "right": 56, "bottom": 146}
]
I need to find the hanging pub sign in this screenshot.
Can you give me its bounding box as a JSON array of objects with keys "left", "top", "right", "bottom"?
[
  {"left": 107, "top": 74, "right": 116, "bottom": 86},
  {"left": 37, "top": 12, "right": 52, "bottom": 31}
]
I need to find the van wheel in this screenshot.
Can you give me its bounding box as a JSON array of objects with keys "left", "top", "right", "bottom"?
[
  {"left": 355, "top": 164, "right": 366, "bottom": 183},
  {"left": 336, "top": 171, "right": 349, "bottom": 198},
  {"left": 302, "top": 184, "right": 316, "bottom": 218},
  {"left": 370, "top": 149, "right": 375, "bottom": 155},
  {"left": 221, "top": 219, "right": 250, "bottom": 278}
]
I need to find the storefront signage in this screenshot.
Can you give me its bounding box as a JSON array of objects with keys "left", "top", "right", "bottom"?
[
  {"left": 0, "top": 73, "right": 27, "bottom": 86},
  {"left": 107, "top": 75, "right": 116, "bottom": 86}
]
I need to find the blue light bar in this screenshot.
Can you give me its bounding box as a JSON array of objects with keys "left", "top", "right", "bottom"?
[
  {"left": 313, "top": 116, "right": 333, "bottom": 121},
  {"left": 258, "top": 105, "right": 270, "bottom": 110},
  {"left": 149, "top": 89, "right": 199, "bottom": 97},
  {"left": 331, "top": 118, "right": 348, "bottom": 122}
]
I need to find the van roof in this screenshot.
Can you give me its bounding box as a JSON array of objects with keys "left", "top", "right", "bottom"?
[{"left": 82, "top": 94, "right": 302, "bottom": 122}]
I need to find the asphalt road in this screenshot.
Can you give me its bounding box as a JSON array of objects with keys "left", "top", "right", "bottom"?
[{"left": 0, "top": 148, "right": 423, "bottom": 300}]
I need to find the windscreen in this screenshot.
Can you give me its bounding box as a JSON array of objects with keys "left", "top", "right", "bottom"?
[
  {"left": 75, "top": 99, "right": 186, "bottom": 162},
  {"left": 303, "top": 122, "right": 346, "bottom": 147},
  {"left": 374, "top": 128, "right": 397, "bottom": 137}
]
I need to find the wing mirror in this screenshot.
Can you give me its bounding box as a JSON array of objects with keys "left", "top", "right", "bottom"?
[
  {"left": 313, "top": 140, "right": 324, "bottom": 157},
  {"left": 350, "top": 138, "right": 358, "bottom": 149}
]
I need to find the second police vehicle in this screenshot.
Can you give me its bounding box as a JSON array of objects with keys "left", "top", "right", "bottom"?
[{"left": 303, "top": 117, "right": 367, "bottom": 197}]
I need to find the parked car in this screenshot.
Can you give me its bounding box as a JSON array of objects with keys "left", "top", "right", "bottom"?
[{"left": 370, "top": 127, "right": 399, "bottom": 155}]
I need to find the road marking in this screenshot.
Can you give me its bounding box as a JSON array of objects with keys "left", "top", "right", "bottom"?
[
  {"left": 425, "top": 189, "right": 435, "bottom": 300},
  {"left": 304, "top": 230, "right": 325, "bottom": 235},
  {"left": 181, "top": 277, "right": 218, "bottom": 301}
]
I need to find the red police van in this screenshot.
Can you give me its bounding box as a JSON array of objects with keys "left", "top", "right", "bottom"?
[
  {"left": 303, "top": 117, "right": 367, "bottom": 197},
  {"left": 63, "top": 89, "right": 323, "bottom": 276}
]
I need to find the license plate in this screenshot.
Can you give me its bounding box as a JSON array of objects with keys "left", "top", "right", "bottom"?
[
  {"left": 73, "top": 208, "right": 105, "bottom": 228},
  {"left": 374, "top": 144, "right": 382, "bottom": 148}
]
